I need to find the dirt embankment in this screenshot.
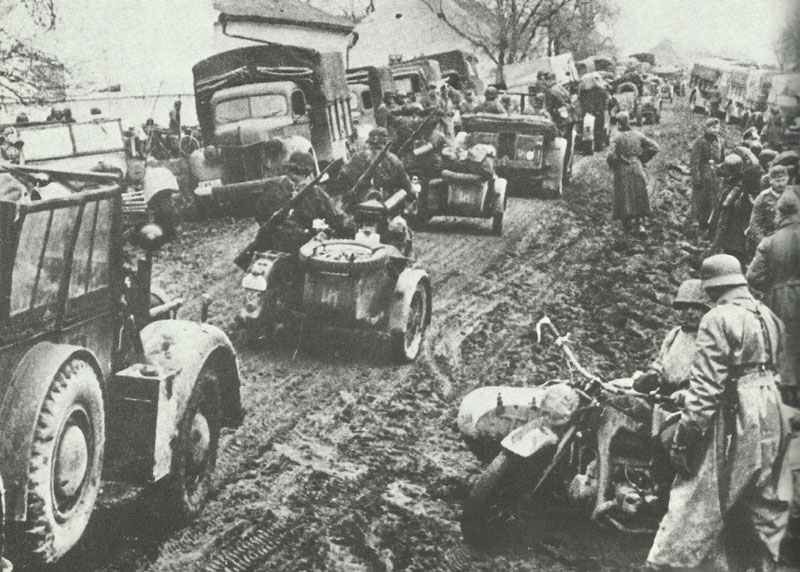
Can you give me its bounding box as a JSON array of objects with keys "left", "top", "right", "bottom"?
[{"left": 52, "top": 102, "right": 724, "bottom": 572}]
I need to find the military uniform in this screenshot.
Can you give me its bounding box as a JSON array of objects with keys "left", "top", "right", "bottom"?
[
  {"left": 606, "top": 123, "right": 659, "bottom": 224},
  {"left": 746, "top": 188, "right": 782, "bottom": 250},
  {"left": 474, "top": 99, "right": 506, "bottom": 115},
  {"left": 647, "top": 269, "right": 791, "bottom": 569},
  {"left": 690, "top": 133, "right": 724, "bottom": 230},
  {"left": 336, "top": 148, "right": 412, "bottom": 206}
]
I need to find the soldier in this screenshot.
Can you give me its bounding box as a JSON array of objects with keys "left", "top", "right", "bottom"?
[
  {"left": 374, "top": 92, "right": 396, "bottom": 130},
  {"left": 646, "top": 254, "right": 791, "bottom": 571},
  {"left": 690, "top": 118, "right": 724, "bottom": 234},
  {"left": 746, "top": 165, "right": 790, "bottom": 254},
  {"left": 709, "top": 154, "right": 752, "bottom": 263},
  {"left": 762, "top": 106, "right": 784, "bottom": 152},
  {"left": 606, "top": 111, "right": 659, "bottom": 236},
  {"left": 460, "top": 89, "right": 478, "bottom": 114},
  {"left": 524, "top": 93, "right": 551, "bottom": 120},
  {"left": 747, "top": 188, "right": 800, "bottom": 399},
  {"left": 632, "top": 279, "right": 712, "bottom": 394},
  {"left": 333, "top": 127, "right": 412, "bottom": 208},
  {"left": 236, "top": 152, "right": 344, "bottom": 269},
  {"left": 474, "top": 86, "right": 506, "bottom": 115}
]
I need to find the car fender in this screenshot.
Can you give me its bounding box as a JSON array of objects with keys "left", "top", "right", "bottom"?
[
  {"left": 457, "top": 385, "right": 543, "bottom": 442},
  {"left": 142, "top": 166, "right": 178, "bottom": 204},
  {"left": 0, "top": 342, "right": 103, "bottom": 521},
  {"left": 188, "top": 148, "right": 223, "bottom": 194},
  {"left": 388, "top": 267, "right": 431, "bottom": 334},
  {"left": 501, "top": 417, "right": 558, "bottom": 458},
  {"left": 140, "top": 319, "right": 242, "bottom": 431},
  {"left": 493, "top": 177, "right": 507, "bottom": 213}
]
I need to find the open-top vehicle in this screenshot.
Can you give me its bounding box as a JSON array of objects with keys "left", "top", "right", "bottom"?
[
  {"left": 190, "top": 44, "right": 352, "bottom": 215},
  {"left": 459, "top": 113, "right": 567, "bottom": 198},
  {"left": 5, "top": 118, "right": 180, "bottom": 234},
  {"left": 0, "top": 163, "right": 241, "bottom": 566},
  {"left": 237, "top": 188, "right": 431, "bottom": 363}
]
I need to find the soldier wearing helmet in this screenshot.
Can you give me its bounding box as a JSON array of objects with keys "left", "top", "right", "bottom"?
[
  {"left": 633, "top": 279, "right": 712, "bottom": 395},
  {"left": 646, "top": 254, "right": 789, "bottom": 571},
  {"left": 690, "top": 118, "right": 724, "bottom": 234},
  {"left": 333, "top": 126, "right": 412, "bottom": 207},
  {"left": 709, "top": 153, "right": 751, "bottom": 262},
  {"left": 474, "top": 86, "right": 506, "bottom": 115},
  {"left": 746, "top": 164, "right": 790, "bottom": 255}
]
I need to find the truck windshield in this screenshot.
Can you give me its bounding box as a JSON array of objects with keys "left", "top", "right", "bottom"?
[
  {"left": 394, "top": 77, "right": 414, "bottom": 96},
  {"left": 215, "top": 94, "right": 289, "bottom": 124}
]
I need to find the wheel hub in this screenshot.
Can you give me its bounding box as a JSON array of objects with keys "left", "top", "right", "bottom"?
[
  {"left": 188, "top": 412, "right": 211, "bottom": 470},
  {"left": 54, "top": 420, "right": 89, "bottom": 501}
]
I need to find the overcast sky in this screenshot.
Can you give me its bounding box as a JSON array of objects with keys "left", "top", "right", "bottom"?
[{"left": 10, "top": 0, "right": 793, "bottom": 91}]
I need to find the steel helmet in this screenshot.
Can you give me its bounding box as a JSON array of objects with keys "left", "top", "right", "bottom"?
[
  {"left": 759, "top": 148, "right": 778, "bottom": 169},
  {"left": 484, "top": 86, "right": 499, "bottom": 100},
  {"left": 700, "top": 254, "right": 747, "bottom": 289},
  {"left": 673, "top": 279, "right": 711, "bottom": 309},
  {"left": 367, "top": 127, "right": 389, "bottom": 148},
  {"left": 285, "top": 151, "right": 316, "bottom": 175}
]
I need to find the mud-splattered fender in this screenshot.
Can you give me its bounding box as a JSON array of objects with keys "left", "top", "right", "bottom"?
[
  {"left": 140, "top": 320, "right": 242, "bottom": 430},
  {"left": 0, "top": 343, "right": 103, "bottom": 521},
  {"left": 500, "top": 417, "right": 558, "bottom": 458},
  {"left": 142, "top": 166, "right": 179, "bottom": 204},
  {"left": 457, "top": 385, "right": 542, "bottom": 443},
  {"left": 387, "top": 267, "right": 432, "bottom": 334}
]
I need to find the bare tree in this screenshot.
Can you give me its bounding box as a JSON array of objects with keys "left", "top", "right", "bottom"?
[
  {"left": 545, "top": 0, "right": 617, "bottom": 59},
  {"left": 422, "top": 0, "right": 577, "bottom": 82},
  {"left": 0, "top": 0, "right": 64, "bottom": 103},
  {"left": 775, "top": 2, "right": 800, "bottom": 71}
]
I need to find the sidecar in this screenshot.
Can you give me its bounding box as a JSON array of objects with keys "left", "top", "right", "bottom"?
[
  {"left": 420, "top": 170, "right": 508, "bottom": 235},
  {"left": 457, "top": 383, "right": 579, "bottom": 463},
  {"left": 239, "top": 236, "right": 432, "bottom": 362}
]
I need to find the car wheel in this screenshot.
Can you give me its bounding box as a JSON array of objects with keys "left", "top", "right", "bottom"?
[
  {"left": 156, "top": 363, "right": 221, "bottom": 523},
  {"left": 391, "top": 281, "right": 430, "bottom": 363},
  {"left": 23, "top": 358, "right": 105, "bottom": 565}
]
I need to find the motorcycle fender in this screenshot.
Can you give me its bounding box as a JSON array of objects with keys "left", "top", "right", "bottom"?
[
  {"left": 140, "top": 319, "right": 243, "bottom": 437},
  {"left": 457, "top": 385, "right": 542, "bottom": 441},
  {"left": 0, "top": 342, "right": 103, "bottom": 521},
  {"left": 142, "top": 166, "right": 178, "bottom": 204},
  {"left": 388, "top": 268, "right": 431, "bottom": 334},
  {"left": 501, "top": 419, "right": 558, "bottom": 458},
  {"left": 493, "top": 178, "right": 507, "bottom": 213}
]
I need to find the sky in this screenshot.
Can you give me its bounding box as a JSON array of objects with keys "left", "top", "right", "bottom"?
[
  {"left": 611, "top": 0, "right": 791, "bottom": 64},
  {"left": 6, "top": 0, "right": 794, "bottom": 92}
]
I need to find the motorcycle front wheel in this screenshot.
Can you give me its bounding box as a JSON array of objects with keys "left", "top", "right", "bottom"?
[{"left": 460, "top": 451, "right": 531, "bottom": 546}]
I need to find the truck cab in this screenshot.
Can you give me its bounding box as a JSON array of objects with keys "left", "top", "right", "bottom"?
[
  {"left": 389, "top": 59, "right": 442, "bottom": 97},
  {"left": 346, "top": 66, "right": 395, "bottom": 128},
  {"left": 190, "top": 44, "right": 352, "bottom": 214}
]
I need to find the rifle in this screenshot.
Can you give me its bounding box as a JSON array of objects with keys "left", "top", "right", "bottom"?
[
  {"left": 234, "top": 158, "right": 343, "bottom": 270},
  {"left": 346, "top": 110, "right": 439, "bottom": 198}
]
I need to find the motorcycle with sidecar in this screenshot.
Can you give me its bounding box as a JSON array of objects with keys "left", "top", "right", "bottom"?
[
  {"left": 457, "top": 316, "right": 679, "bottom": 545},
  {"left": 237, "top": 188, "right": 432, "bottom": 362}
]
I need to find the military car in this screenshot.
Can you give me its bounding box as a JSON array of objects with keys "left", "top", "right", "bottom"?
[
  {"left": 460, "top": 113, "right": 568, "bottom": 198},
  {"left": 190, "top": 44, "right": 352, "bottom": 215},
  {"left": 0, "top": 164, "right": 241, "bottom": 566}
]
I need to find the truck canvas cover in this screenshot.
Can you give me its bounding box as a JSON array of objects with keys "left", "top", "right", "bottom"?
[
  {"left": 462, "top": 113, "right": 557, "bottom": 139},
  {"left": 193, "top": 44, "right": 348, "bottom": 141}
]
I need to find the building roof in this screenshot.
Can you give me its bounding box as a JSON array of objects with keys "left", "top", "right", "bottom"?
[{"left": 214, "top": 0, "right": 355, "bottom": 34}]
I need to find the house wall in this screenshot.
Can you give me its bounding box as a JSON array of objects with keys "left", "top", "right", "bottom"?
[
  {"left": 213, "top": 20, "right": 353, "bottom": 58},
  {"left": 349, "top": 0, "right": 493, "bottom": 82}
]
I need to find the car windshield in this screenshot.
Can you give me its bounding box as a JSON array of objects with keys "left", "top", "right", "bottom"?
[
  {"left": 215, "top": 94, "right": 289, "bottom": 124},
  {"left": 394, "top": 77, "right": 414, "bottom": 96}
]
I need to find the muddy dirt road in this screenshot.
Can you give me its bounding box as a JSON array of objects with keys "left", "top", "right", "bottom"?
[{"left": 49, "top": 103, "right": 746, "bottom": 571}]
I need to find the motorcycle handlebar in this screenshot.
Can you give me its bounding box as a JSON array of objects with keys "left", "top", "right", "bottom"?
[{"left": 535, "top": 315, "right": 676, "bottom": 405}]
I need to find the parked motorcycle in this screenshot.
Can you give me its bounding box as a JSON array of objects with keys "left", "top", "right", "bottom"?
[{"left": 457, "top": 316, "right": 678, "bottom": 545}]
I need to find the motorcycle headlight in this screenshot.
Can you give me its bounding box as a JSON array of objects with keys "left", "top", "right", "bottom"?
[{"left": 525, "top": 150, "right": 535, "bottom": 161}]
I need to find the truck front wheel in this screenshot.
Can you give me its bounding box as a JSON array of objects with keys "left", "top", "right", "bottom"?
[
  {"left": 158, "top": 363, "right": 221, "bottom": 523},
  {"left": 23, "top": 358, "right": 105, "bottom": 565}
]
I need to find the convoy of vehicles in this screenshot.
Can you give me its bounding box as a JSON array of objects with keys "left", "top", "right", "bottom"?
[
  {"left": 418, "top": 50, "right": 484, "bottom": 93},
  {"left": 346, "top": 65, "right": 395, "bottom": 128},
  {"left": 389, "top": 58, "right": 442, "bottom": 96},
  {"left": 0, "top": 164, "right": 242, "bottom": 566},
  {"left": 189, "top": 44, "right": 352, "bottom": 215}
]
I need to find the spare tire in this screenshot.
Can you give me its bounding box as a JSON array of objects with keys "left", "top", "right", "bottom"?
[{"left": 299, "top": 240, "right": 389, "bottom": 275}]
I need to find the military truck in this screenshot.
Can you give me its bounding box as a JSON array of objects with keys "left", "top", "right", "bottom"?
[
  {"left": 190, "top": 44, "right": 352, "bottom": 214},
  {"left": 389, "top": 58, "right": 442, "bottom": 97},
  {"left": 346, "top": 65, "right": 395, "bottom": 128},
  {"left": 5, "top": 118, "right": 180, "bottom": 235},
  {"left": 0, "top": 164, "right": 241, "bottom": 566},
  {"left": 412, "top": 50, "right": 483, "bottom": 93}
]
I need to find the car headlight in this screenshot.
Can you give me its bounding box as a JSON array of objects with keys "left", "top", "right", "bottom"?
[
  {"left": 244, "top": 289, "right": 263, "bottom": 313},
  {"left": 525, "top": 150, "right": 535, "bottom": 161}
]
